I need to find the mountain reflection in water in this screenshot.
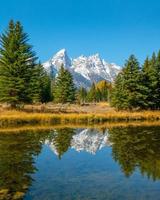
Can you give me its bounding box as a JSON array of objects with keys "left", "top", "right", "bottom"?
[
  {"left": 0, "top": 126, "right": 160, "bottom": 200},
  {"left": 46, "top": 128, "right": 110, "bottom": 156}
]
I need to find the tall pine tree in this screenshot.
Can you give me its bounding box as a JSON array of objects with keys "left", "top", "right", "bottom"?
[
  {"left": 0, "top": 20, "right": 42, "bottom": 107},
  {"left": 111, "top": 55, "right": 147, "bottom": 110},
  {"left": 142, "top": 52, "right": 160, "bottom": 109},
  {"left": 87, "top": 82, "right": 97, "bottom": 102},
  {"left": 111, "top": 72, "right": 130, "bottom": 110},
  {"left": 155, "top": 51, "right": 160, "bottom": 109},
  {"left": 34, "top": 63, "right": 52, "bottom": 103},
  {"left": 53, "top": 65, "right": 76, "bottom": 103},
  {"left": 76, "top": 87, "right": 87, "bottom": 104}
]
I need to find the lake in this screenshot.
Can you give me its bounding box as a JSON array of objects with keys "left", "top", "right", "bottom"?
[{"left": 0, "top": 125, "right": 160, "bottom": 200}]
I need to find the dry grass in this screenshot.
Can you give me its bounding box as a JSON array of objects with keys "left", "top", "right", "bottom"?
[
  {"left": 0, "top": 109, "right": 160, "bottom": 128},
  {"left": 21, "top": 103, "right": 113, "bottom": 114}
]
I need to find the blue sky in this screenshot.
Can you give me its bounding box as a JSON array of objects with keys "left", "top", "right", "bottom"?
[{"left": 0, "top": 0, "right": 160, "bottom": 65}]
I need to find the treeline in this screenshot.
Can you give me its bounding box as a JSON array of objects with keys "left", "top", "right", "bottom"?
[
  {"left": 52, "top": 65, "right": 110, "bottom": 104},
  {"left": 111, "top": 54, "right": 160, "bottom": 110},
  {"left": 77, "top": 80, "right": 110, "bottom": 104}
]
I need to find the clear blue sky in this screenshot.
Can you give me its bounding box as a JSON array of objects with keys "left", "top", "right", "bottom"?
[{"left": 1, "top": 0, "right": 160, "bottom": 65}]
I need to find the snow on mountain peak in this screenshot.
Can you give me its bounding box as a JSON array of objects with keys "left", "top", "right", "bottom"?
[
  {"left": 43, "top": 49, "right": 71, "bottom": 76},
  {"left": 51, "top": 48, "right": 71, "bottom": 68},
  {"left": 43, "top": 49, "right": 121, "bottom": 88},
  {"left": 89, "top": 53, "right": 100, "bottom": 59},
  {"left": 52, "top": 48, "right": 68, "bottom": 60}
]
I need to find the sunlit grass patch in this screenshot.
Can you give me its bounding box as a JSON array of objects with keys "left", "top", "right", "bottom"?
[{"left": 0, "top": 110, "right": 160, "bottom": 128}]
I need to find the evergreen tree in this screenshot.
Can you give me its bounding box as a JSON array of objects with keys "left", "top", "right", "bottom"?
[
  {"left": 148, "top": 53, "right": 158, "bottom": 109},
  {"left": 76, "top": 87, "right": 87, "bottom": 104},
  {"left": 87, "top": 82, "right": 97, "bottom": 102},
  {"left": 142, "top": 56, "right": 154, "bottom": 109},
  {"left": 111, "top": 72, "right": 129, "bottom": 110},
  {"left": 142, "top": 52, "right": 160, "bottom": 109},
  {"left": 155, "top": 51, "right": 160, "bottom": 109},
  {"left": 0, "top": 20, "right": 40, "bottom": 107},
  {"left": 53, "top": 65, "right": 76, "bottom": 103},
  {"left": 34, "top": 63, "right": 52, "bottom": 103},
  {"left": 111, "top": 55, "right": 147, "bottom": 110},
  {"left": 95, "top": 88, "right": 102, "bottom": 102}
]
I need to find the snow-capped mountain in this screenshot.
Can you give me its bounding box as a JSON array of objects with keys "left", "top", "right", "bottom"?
[
  {"left": 46, "top": 128, "right": 110, "bottom": 157},
  {"left": 43, "top": 49, "right": 121, "bottom": 88}
]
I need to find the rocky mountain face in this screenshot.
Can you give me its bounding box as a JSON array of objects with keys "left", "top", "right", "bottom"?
[{"left": 43, "top": 49, "right": 121, "bottom": 88}]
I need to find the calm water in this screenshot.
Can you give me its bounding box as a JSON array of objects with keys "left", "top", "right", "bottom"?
[{"left": 0, "top": 126, "right": 160, "bottom": 200}]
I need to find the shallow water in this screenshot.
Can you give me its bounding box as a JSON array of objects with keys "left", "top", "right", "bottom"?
[{"left": 0, "top": 126, "right": 160, "bottom": 200}]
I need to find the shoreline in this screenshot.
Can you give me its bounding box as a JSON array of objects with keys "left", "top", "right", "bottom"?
[
  {"left": 0, "top": 110, "right": 160, "bottom": 128},
  {"left": 0, "top": 121, "right": 160, "bottom": 133}
]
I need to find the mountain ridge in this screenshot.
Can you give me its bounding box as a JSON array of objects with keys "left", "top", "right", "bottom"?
[{"left": 43, "top": 49, "right": 121, "bottom": 88}]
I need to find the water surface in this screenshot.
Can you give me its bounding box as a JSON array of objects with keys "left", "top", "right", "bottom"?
[{"left": 0, "top": 126, "right": 160, "bottom": 200}]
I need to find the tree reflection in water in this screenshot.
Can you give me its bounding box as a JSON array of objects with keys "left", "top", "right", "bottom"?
[
  {"left": 0, "top": 126, "right": 160, "bottom": 199},
  {"left": 46, "top": 128, "right": 75, "bottom": 159},
  {"left": 109, "top": 126, "right": 160, "bottom": 180},
  {"left": 0, "top": 131, "right": 48, "bottom": 199}
]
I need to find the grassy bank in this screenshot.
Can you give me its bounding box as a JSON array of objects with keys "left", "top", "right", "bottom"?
[{"left": 0, "top": 110, "right": 160, "bottom": 127}]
